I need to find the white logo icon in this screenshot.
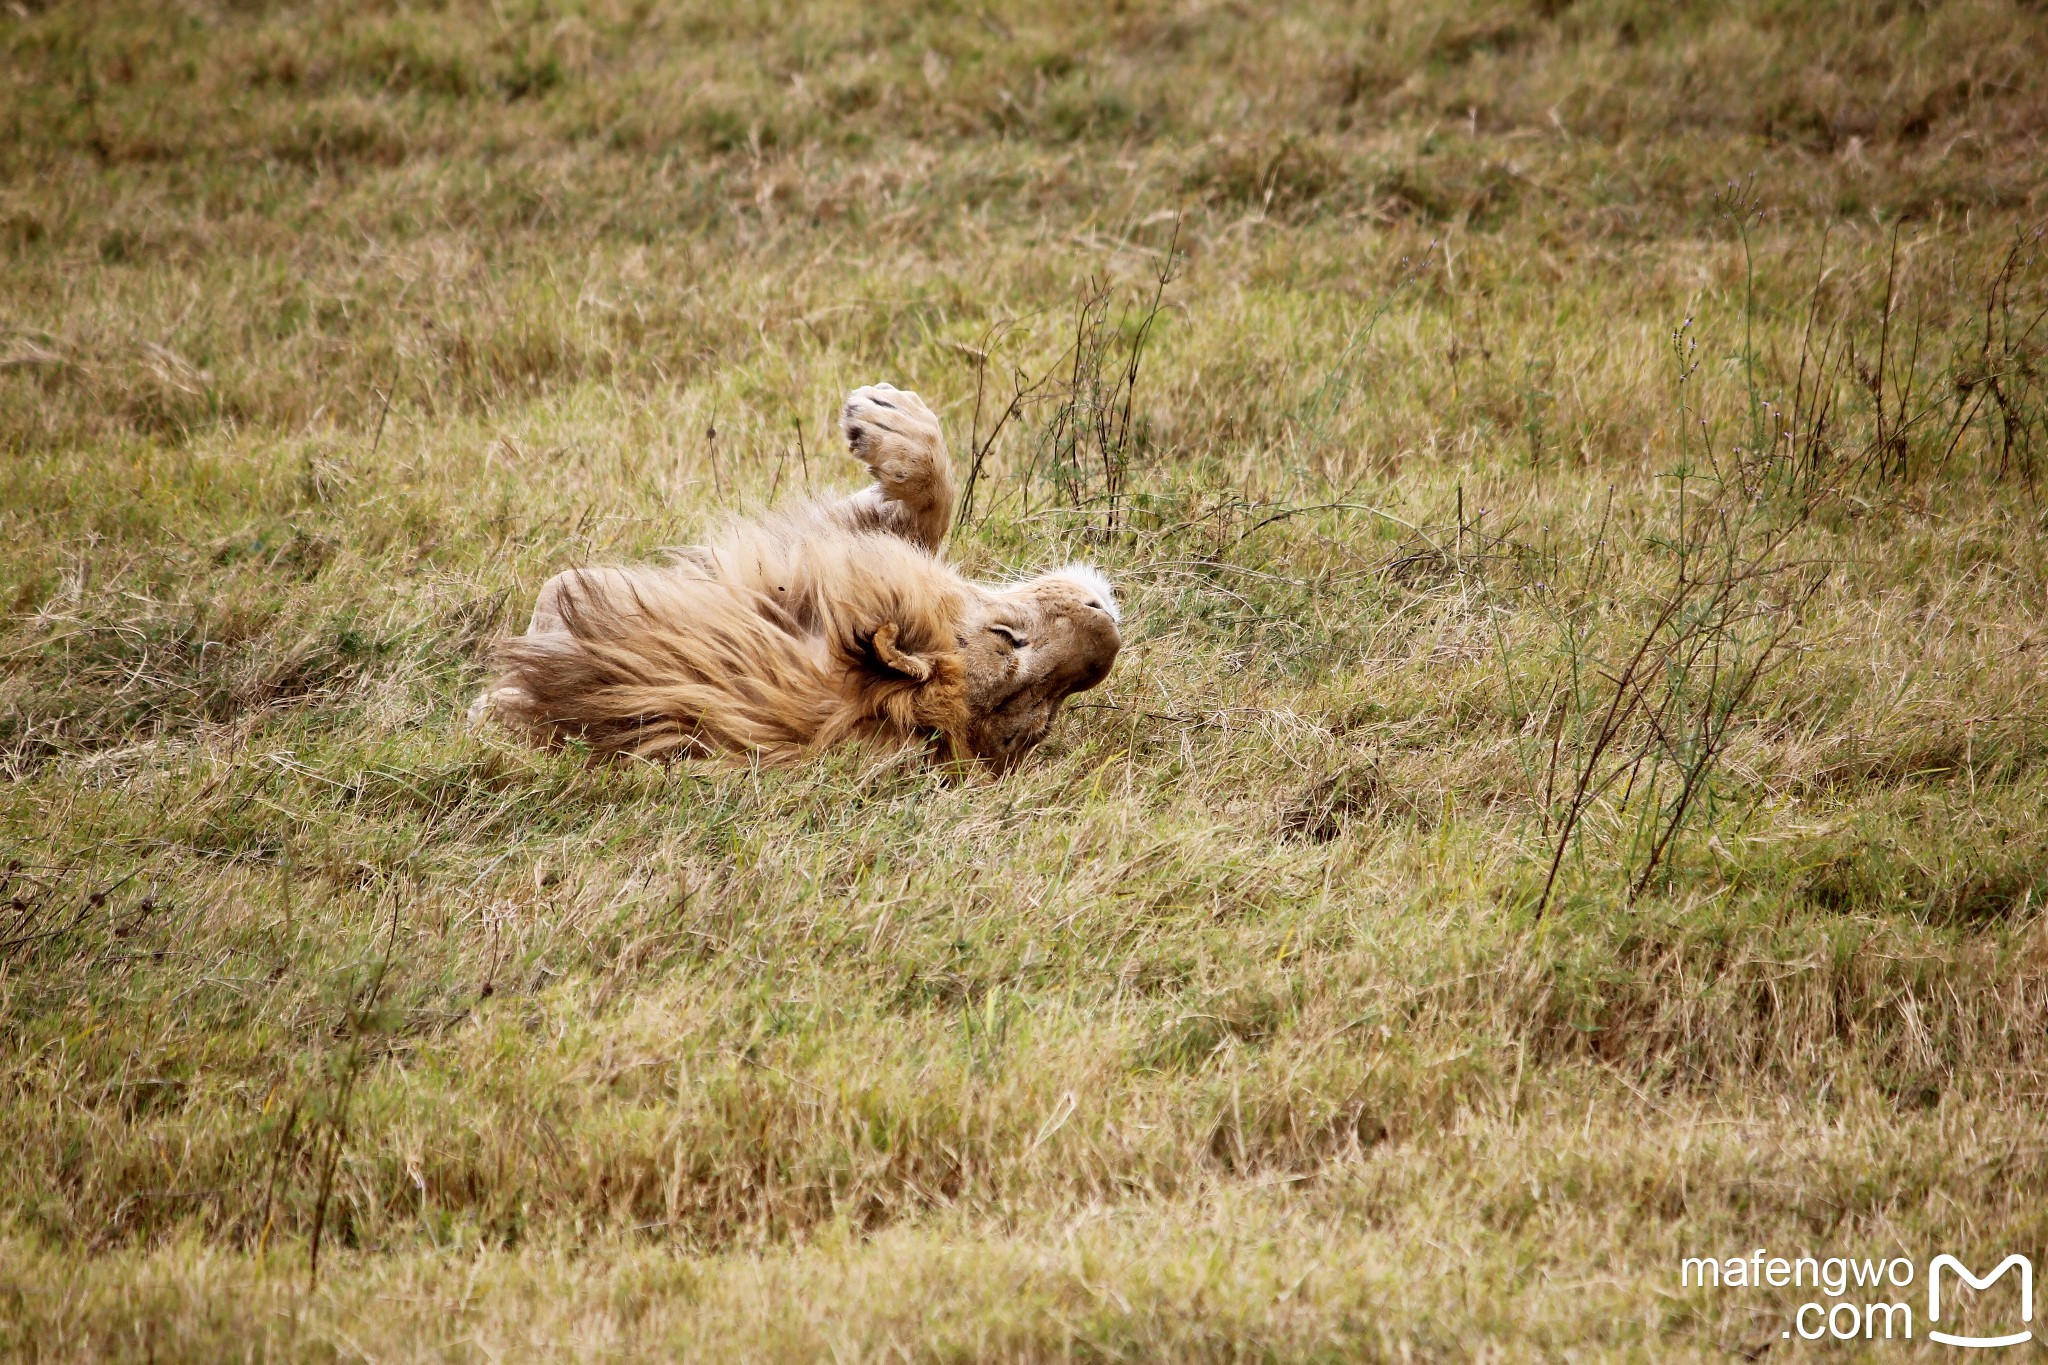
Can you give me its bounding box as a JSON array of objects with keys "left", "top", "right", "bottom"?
[{"left": 1928, "top": 1254, "right": 2034, "bottom": 1349}]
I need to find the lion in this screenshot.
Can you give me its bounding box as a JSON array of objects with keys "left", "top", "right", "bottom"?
[{"left": 471, "top": 383, "right": 1121, "bottom": 771}]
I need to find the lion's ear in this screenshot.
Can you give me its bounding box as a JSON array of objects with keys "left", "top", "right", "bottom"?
[{"left": 869, "top": 621, "right": 933, "bottom": 681}]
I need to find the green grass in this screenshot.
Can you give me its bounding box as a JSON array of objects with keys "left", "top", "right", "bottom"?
[{"left": 4, "top": 0, "right": 2048, "bottom": 1357}]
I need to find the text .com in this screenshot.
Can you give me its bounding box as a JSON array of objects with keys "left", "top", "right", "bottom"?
[{"left": 1681, "top": 1250, "right": 2035, "bottom": 1346}]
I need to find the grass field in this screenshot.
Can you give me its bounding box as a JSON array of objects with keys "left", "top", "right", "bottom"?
[{"left": 5, "top": 0, "right": 2048, "bottom": 1357}]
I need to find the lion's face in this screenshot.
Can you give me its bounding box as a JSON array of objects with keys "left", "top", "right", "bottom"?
[{"left": 957, "top": 567, "right": 1121, "bottom": 770}]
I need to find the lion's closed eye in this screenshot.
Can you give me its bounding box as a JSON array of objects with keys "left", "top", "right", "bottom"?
[{"left": 988, "top": 625, "right": 1028, "bottom": 648}]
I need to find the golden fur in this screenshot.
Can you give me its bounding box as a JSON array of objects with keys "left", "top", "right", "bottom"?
[{"left": 474, "top": 383, "right": 1121, "bottom": 769}]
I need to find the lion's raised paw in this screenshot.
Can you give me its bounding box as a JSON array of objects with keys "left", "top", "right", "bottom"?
[{"left": 841, "top": 382, "right": 941, "bottom": 472}]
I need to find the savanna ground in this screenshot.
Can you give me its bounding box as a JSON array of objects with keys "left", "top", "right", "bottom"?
[{"left": 4, "top": 0, "right": 2048, "bottom": 1357}]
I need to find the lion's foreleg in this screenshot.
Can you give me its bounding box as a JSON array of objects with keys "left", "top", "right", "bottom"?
[{"left": 835, "top": 383, "right": 957, "bottom": 551}]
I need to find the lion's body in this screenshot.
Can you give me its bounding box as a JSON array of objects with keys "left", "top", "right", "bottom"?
[{"left": 475, "top": 384, "right": 1120, "bottom": 769}]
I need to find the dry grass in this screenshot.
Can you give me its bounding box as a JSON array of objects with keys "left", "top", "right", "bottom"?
[{"left": 4, "top": 0, "right": 2048, "bottom": 1357}]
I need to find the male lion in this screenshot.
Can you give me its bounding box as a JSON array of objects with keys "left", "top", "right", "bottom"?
[{"left": 472, "top": 383, "right": 1121, "bottom": 771}]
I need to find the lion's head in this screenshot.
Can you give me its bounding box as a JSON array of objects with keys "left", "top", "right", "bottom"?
[{"left": 955, "top": 565, "right": 1121, "bottom": 771}]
